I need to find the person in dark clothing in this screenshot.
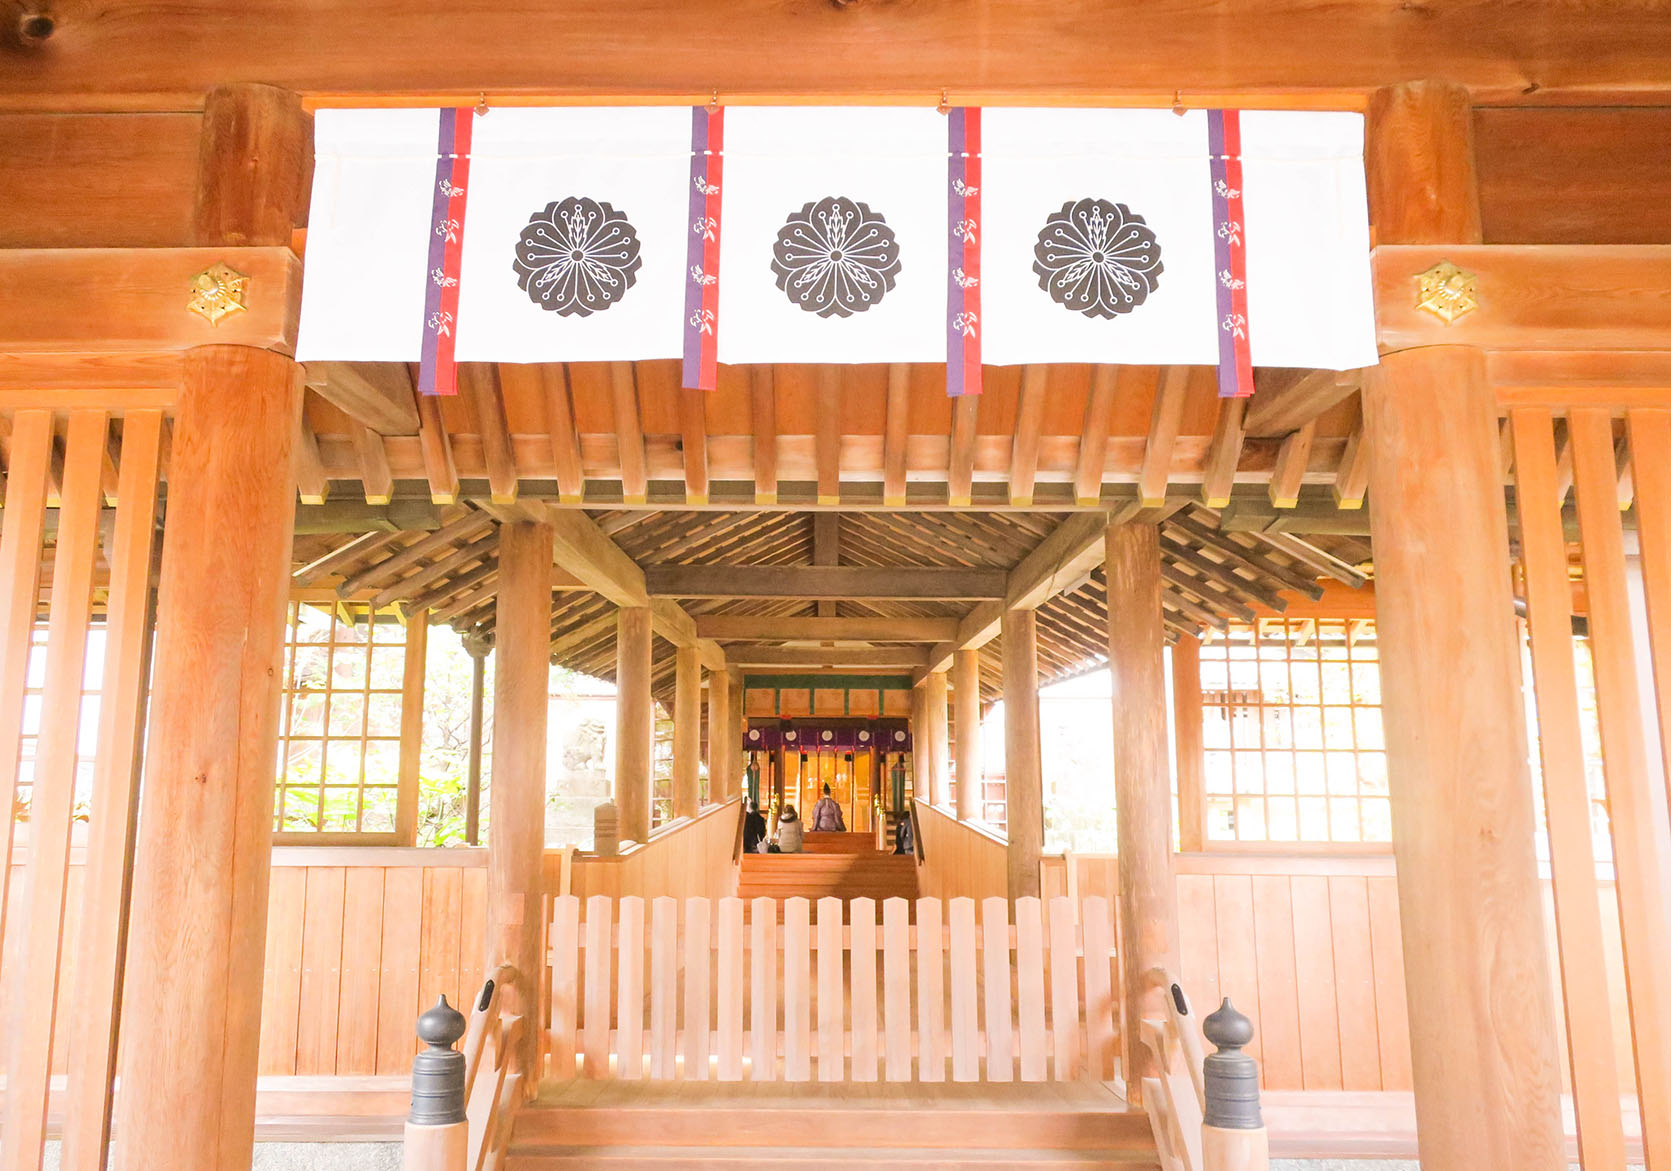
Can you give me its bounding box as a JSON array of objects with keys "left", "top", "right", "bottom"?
[{"left": 742, "top": 798, "right": 768, "bottom": 855}]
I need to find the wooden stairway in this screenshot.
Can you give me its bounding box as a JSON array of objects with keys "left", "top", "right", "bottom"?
[
  {"left": 738, "top": 832, "right": 918, "bottom": 906},
  {"left": 506, "top": 1082, "right": 1161, "bottom": 1169}
]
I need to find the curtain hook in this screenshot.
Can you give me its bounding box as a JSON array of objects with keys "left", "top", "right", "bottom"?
[
  {"left": 708, "top": 90, "right": 720, "bottom": 115},
  {"left": 476, "top": 92, "right": 490, "bottom": 117},
  {"left": 1171, "top": 90, "right": 1187, "bottom": 117},
  {"left": 938, "top": 89, "right": 950, "bottom": 116}
]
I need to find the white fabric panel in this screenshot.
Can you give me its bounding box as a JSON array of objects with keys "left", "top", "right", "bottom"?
[
  {"left": 979, "top": 109, "right": 1219, "bottom": 367},
  {"left": 454, "top": 107, "right": 692, "bottom": 363},
  {"left": 716, "top": 107, "right": 948, "bottom": 364},
  {"left": 1239, "top": 111, "right": 1377, "bottom": 369},
  {"left": 296, "top": 108, "right": 440, "bottom": 362}
]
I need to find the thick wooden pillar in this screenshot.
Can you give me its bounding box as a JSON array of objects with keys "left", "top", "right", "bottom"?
[
  {"left": 1364, "top": 79, "right": 1562, "bottom": 1171},
  {"left": 615, "top": 607, "right": 653, "bottom": 842},
  {"left": 673, "top": 647, "right": 702, "bottom": 819},
  {"left": 1365, "top": 347, "right": 1564, "bottom": 1169},
  {"left": 924, "top": 668, "right": 951, "bottom": 807},
  {"left": 1105, "top": 522, "right": 1182, "bottom": 1103},
  {"left": 1002, "top": 610, "right": 1043, "bottom": 899},
  {"left": 1170, "top": 635, "right": 1207, "bottom": 852},
  {"left": 732, "top": 672, "right": 747, "bottom": 800},
  {"left": 114, "top": 347, "right": 301, "bottom": 1171},
  {"left": 115, "top": 80, "right": 310, "bottom": 1171},
  {"left": 485, "top": 522, "right": 552, "bottom": 1078},
  {"left": 953, "top": 648, "right": 982, "bottom": 821},
  {"left": 706, "top": 667, "right": 733, "bottom": 804}
]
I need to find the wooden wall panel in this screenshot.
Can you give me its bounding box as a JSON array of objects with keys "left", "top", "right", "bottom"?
[
  {"left": 0, "top": 113, "right": 201, "bottom": 247},
  {"left": 1476, "top": 108, "right": 1671, "bottom": 245}
]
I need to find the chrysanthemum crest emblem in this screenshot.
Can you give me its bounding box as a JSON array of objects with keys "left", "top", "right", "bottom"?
[
  {"left": 512, "top": 197, "right": 642, "bottom": 317},
  {"left": 769, "top": 196, "right": 901, "bottom": 318},
  {"left": 1032, "top": 198, "right": 1163, "bottom": 319}
]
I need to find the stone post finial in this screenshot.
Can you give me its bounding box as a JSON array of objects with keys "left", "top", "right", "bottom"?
[
  {"left": 1202, "top": 998, "right": 1262, "bottom": 1130},
  {"left": 593, "top": 801, "right": 620, "bottom": 857},
  {"left": 409, "top": 995, "right": 468, "bottom": 1126}
]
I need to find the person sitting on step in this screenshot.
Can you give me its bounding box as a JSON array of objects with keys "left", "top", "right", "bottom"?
[
  {"left": 773, "top": 804, "right": 804, "bottom": 853},
  {"left": 743, "top": 798, "right": 768, "bottom": 855},
  {"left": 809, "top": 783, "right": 847, "bottom": 833}
]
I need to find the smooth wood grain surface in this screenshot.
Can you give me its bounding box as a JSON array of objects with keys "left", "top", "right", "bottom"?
[
  {"left": 953, "top": 649, "right": 982, "bottom": 821},
  {"left": 486, "top": 520, "right": 553, "bottom": 1080},
  {"left": 615, "top": 607, "right": 654, "bottom": 843},
  {"left": 0, "top": 246, "right": 302, "bottom": 355},
  {"left": 1105, "top": 521, "right": 1182, "bottom": 1105},
  {"left": 1509, "top": 407, "right": 1631, "bottom": 1171},
  {"left": 1170, "top": 636, "right": 1208, "bottom": 853},
  {"left": 114, "top": 346, "right": 301, "bottom": 1171},
  {"left": 1001, "top": 610, "right": 1043, "bottom": 900},
  {"left": 1568, "top": 407, "right": 1671, "bottom": 1167},
  {"left": 1366, "top": 82, "right": 1481, "bottom": 246},
  {"left": 1363, "top": 345, "right": 1564, "bottom": 1171},
  {"left": 193, "top": 85, "right": 312, "bottom": 247},
  {"left": 672, "top": 647, "right": 701, "bottom": 820}
]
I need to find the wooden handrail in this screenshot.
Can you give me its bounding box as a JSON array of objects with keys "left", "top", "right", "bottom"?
[
  {"left": 403, "top": 964, "right": 530, "bottom": 1171},
  {"left": 1138, "top": 975, "right": 1269, "bottom": 1171}
]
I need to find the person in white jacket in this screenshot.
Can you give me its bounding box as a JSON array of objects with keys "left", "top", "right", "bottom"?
[{"left": 774, "top": 805, "right": 804, "bottom": 853}]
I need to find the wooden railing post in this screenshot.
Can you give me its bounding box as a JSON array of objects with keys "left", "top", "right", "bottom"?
[
  {"left": 404, "top": 996, "right": 469, "bottom": 1171},
  {"left": 1201, "top": 999, "right": 1268, "bottom": 1171}
]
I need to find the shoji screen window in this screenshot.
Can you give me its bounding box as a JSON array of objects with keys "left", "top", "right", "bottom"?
[
  {"left": 1199, "top": 618, "right": 1389, "bottom": 845},
  {"left": 274, "top": 601, "right": 409, "bottom": 839}
]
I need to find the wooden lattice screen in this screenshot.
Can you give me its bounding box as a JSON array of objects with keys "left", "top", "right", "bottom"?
[
  {"left": 1509, "top": 406, "right": 1671, "bottom": 1169},
  {"left": 0, "top": 408, "right": 165, "bottom": 1170}
]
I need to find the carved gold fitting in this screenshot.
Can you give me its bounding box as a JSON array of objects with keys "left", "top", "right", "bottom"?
[
  {"left": 1414, "top": 260, "right": 1478, "bottom": 325},
  {"left": 187, "top": 261, "right": 250, "bottom": 326}
]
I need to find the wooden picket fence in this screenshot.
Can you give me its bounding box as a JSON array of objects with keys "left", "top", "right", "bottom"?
[{"left": 545, "top": 894, "right": 1120, "bottom": 1083}]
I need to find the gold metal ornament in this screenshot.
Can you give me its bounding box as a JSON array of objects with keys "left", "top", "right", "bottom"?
[
  {"left": 1414, "top": 260, "right": 1478, "bottom": 325},
  {"left": 187, "top": 262, "right": 250, "bottom": 326}
]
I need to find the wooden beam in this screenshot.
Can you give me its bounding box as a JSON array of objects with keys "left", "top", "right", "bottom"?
[
  {"left": 11, "top": 6, "right": 1671, "bottom": 109},
  {"left": 461, "top": 363, "right": 517, "bottom": 504},
  {"left": 1364, "top": 344, "right": 1563, "bottom": 1171},
  {"left": 817, "top": 366, "right": 842, "bottom": 505},
  {"left": 616, "top": 606, "right": 654, "bottom": 842},
  {"left": 346, "top": 418, "right": 392, "bottom": 505},
  {"left": 673, "top": 646, "right": 702, "bottom": 820},
  {"left": 1375, "top": 244, "right": 1671, "bottom": 353},
  {"left": 337, "top": 509, "right": 493, "bottom": 595},
  {"left": 1170, "top": 634, "right": 1207, "bottom": 852},
  {"left": 1002, "top": 609, "right": 1042, "bottom": 900},
  {"left": 1267, "top": 419, "right": 1317, "bottom": 509},
  {"left": 1105, "top": 521, "right": 1181, "bottom": 1104},
  {"left": 548, "top": 364, "right": 586, "bottom": 504},
  {"left": 193, "top": 83, "right": 312, "bottom": 246},
  {"left": 1490, "top": 349, "right": 1671, "bottom": 409},
  {"left": 645, "top": 565, "right": 1006, "bottom": 601},
  {"left": 752, "top": 365, "right": 778, "bottom": 506},
  {"left": 947, "top": 394, "right": 979, "bottom": 508},
  {"left": 882, "top": 364, "right": 910, "bottom": 508},
  {"left": 1367, "top": 81, "right": 1482, "bottom": 246},
  {"left": 1074, "top": 366, "right": 1118, "bottom": 505},
  {"left": 0, "top": 246, "right": 300, "bottom": 355},
  {"left": 727, "top": 646, "right": 930, "bottom": 669},
  {"left": 952, "top": 648, "right": 981, "bottom": 822},
  {"left": 694, "top": 615, "right": 958, "bottom": 642},
  {"left": 1199, "top": 397, "right": 1245, "bottom": 509},
  {"left": 1243, "top": 368, "right": 1359, "bottom": 437},
  {"left": 303, "top": 361, "right": 420, "bottom": 436},
  {"left": 813, "top": 511, "right": 840, "bottom": 619},
  {"left": 1009, "top": 366, "right": 1047, "bottom": 508},
  {"left": 294, "top": 409, "right": 329, "bottom": 506},
  {"left": 679, "top": 386, "right": 709, "bottom": 505},
  {"left": 368, "top": 531, "right": 497, "bottom": 610},
  {"left": 414, "top": 389, "right": 458, "bottom": 505},
  {"left": 706, "top": 652, "right": 734, "bottom": 803},
  {"left": 396, "top": 610, "right": 428, "bottom": 844},
  {"left": 115, "top": 345, "right": 301, "bottom": 1171},
  {"left": 487, "top": 521, "right": 553, "bottom": 1080},
  {"left": 611, "top": 361, "right": 647, "bottom": 505},
  {"left": 1334, "top": 410, "right": 1370, "bottom": 508},
  {"left": 1138, "top": 365, "right": 1189, "bottom": 507}
]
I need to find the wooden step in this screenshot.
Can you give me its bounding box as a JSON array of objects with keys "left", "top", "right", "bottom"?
[
  {"left": 508, "top": 1145, "right": 1160, "bottom": 1169},
  {"left": 511, "top": 1083, "right": 1154, "bottom": 1156}
]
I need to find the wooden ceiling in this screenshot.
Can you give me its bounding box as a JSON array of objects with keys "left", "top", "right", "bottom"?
[
  {"left": 292, "top": 498, "right": 1370, "bottom": 703},
  {"left": 298, "top": 360, "right": 1365, "bottom": 513}
]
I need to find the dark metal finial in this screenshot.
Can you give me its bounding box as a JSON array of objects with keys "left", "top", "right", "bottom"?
[
  {"left": 1202, "top": 998, "right": 1262, "bottom": 1130},
  {"left": 409, "top": 996, "right": 468, "bottom": 1125}
]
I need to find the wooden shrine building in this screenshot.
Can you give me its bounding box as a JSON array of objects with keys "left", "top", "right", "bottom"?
[{"left": 3, "top": 4, "right": 1671, "bottom": 1171}]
